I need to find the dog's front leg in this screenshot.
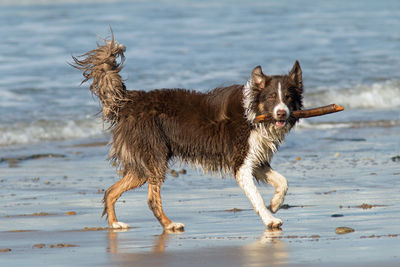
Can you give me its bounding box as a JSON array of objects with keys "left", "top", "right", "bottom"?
[
  {"left": 254, "top": 168, "right": 288, "bottom": 213},
  {"left": 235, "top": 166, "right": 283, "bottom": 228},
  {"left": 266, "top": 169, "right": 288, "bottom": 213}
]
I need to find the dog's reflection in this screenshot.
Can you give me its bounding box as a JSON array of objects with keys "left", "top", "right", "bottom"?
[
  {"left": 108, "top": 228, "right": 287, "bottom": 266},
  {"left": 151, "top": 229, "right": 178, "bottom": 253},
  {"left": 107, "top": 228, "right": 183, "bottom": 254},
  {"left": 241, "top": 229, "right": 288, "bottom": 266}
]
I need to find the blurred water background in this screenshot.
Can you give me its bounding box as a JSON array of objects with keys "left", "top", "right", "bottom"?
[{"left": 0, "top": 0, "right": 399, "bottom": 147}]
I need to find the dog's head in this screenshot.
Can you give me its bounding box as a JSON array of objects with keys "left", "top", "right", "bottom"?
[{"left": 246, "top": 61, "right": 303, "bottom": 129}]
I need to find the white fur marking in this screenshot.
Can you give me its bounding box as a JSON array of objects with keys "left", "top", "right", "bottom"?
[
  {"left": 236, "top": 164, "right": 278, "bottom": 226},
  {"left": 236, "top": 131, "right": 287, "bottom": 227},
  {"left": 242, "top": 80, "right": 257, "bottom": 122},
  {"left": 112, "top": 221, "right": 130, "bottom": 229},
  {"left": 266, "top": 169, "right": 288, "bottom": 213},
  {"left": 273, "top": 82, "right": 290, "bottom": 120},
  {"left": 278, "top": 82, "right": 283, "bottom": 102},
  {"left": 165, "top": 222, "right": 185, "bottom": 231}
]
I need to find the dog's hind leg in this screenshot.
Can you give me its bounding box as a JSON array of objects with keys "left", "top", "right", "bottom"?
[
  {"left": 236, "top": 165, "right": 283, "bottom": 228},
  {"left": 148, "top": 181, "right": 184, "bottom": 233},
  {"left": 103, "top": 171, "right": 147, "bottom": 229},
  {"left": 254, "top": 168, "right": 288, "bottom": 213}
]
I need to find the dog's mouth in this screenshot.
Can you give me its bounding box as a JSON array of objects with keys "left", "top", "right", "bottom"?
[{"left": 274, "top": 120, "right": 286, "bottom": 129}]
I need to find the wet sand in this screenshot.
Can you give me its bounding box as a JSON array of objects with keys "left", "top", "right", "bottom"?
[{"left": 1, "top": 126, "right": 399, "bottom": 266}]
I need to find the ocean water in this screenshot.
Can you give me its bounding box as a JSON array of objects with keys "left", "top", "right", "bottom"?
[{"left": 0, "top": 0, "right": 399, "bottom": 147}]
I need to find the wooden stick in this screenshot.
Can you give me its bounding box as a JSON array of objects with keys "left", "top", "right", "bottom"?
[{"left": 253, "top": 104, "right": 344, "bottom": 123}]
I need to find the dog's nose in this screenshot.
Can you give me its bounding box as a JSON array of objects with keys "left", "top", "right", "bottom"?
[{"left": 276, "top": 109, "right": 287, "bottom": 119}]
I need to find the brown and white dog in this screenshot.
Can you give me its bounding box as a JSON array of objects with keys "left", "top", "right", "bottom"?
[{"left": 73, "top": 36, "right": 303, "bottom": 232}]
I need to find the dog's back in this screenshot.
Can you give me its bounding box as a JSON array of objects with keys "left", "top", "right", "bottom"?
[{"left": 111, "top": 85, "right": 250, "bottom": 178}]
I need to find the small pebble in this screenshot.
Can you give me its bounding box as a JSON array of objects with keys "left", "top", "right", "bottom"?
[
  {"left": 55, "top": 244, "right": 78, "bottom": 248},
  {"left": 224, "top": 208, "right": 244, "bottom": 213},
  {"left": 33, "top": 244, "right": 45, "bottom": 249},
  {"left": 331, "top": 214, "right": 344, "bottom": 217},
  {"left": 83, "top": 227, "right": 107, "bottom": 231},
  {"left": 334, "top": 152, "right": 340, "bottom": 158},
  {"left": 296, "top": 156, "right": 301, "bottom": 161},
  {"left": 65, "top": 211, "right": 76, "bottom": 216},
  {"left": 168, "top": 169, "right": 179, "bottom": 178},
  {"left": 391, "top": 155, "right": 400, "bottom": 162},
  {"left": 178, "top": 169, "right": 187, "bottom": 174},
  {"left": 335, "top": 226, "right": 355, "bottom": 234}
]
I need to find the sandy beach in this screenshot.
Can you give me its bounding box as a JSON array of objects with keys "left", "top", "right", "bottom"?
[{"left": 1, "top": 124, "right": 399, "bottom": 266}]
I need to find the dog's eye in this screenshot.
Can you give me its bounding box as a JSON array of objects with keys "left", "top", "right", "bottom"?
[{"left": 267, "top": 93, "right": 277, "bottom": 101}]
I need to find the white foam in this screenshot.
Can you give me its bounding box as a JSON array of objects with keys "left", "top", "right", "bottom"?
[
  {"left": 111, "top": 221, "right": 129, "bottom": 229},
  {"left": 297, "top": 120, "right": 351, "bottom": 130},
  {"left": 304, "top": 80, "right": 400, "bottom": 110},
  {"left": 0, "top": 118, "right": 104, "bottom": 146},
  {"left": 297, "top": 118, "right": 400, "bottom": 130},
  {"left": 0, "top": 0, "right": 117, "bottom": 6}
]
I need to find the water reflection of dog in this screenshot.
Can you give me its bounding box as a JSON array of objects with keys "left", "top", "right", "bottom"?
[
  {"left": 107, "top": 229, "right": 175, "bottom": 254},
  {"left": 108, "top": 229, "right": 287, "bottom": 266},
  {"left": 242, "top": 229, "right": 288, "bottom": 266}
]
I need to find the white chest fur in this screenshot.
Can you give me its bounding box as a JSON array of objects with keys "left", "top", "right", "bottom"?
[{"left": 246, "top": 124, "right": 287, "bottom": 167}]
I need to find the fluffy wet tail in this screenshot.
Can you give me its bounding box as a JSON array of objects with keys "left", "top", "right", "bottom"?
[{"left": 72, "top": 35, "right": 128, "bottom": 125}]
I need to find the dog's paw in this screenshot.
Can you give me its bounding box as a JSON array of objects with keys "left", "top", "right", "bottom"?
[
  {"left": 111, "top": 221, "right": 130, "bottom": 229},
  {"left": 270, "top": 194, "right": 285, "bottom": 213},
  {"left": 266, "top": 218, "right": 283, "bottom": 229},
  {"left": 270, "top": 198, "right": 283, "bottom": 213},
  {"left": 164, "top": 222, "right": 185, "bottom": 233}
]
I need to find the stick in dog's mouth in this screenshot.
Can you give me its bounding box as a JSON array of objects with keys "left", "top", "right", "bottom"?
[{"left": 254, "top": 104, "right": 344, "bottom": 124}]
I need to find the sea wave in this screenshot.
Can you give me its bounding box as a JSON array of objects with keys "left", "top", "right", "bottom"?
[
  {"left": 1, "top": 80, "right": 399, "bottom": 146},
  {"left": 0, "top": 0, "right": 117, "bottom": 6},
  {"left": 297, "top": 118, "right": 400, "bottom": 130},
  {"left": 304, "top": 80, "right": 400, "bottom": 110},
  {"left": 0, "top": 118, "right": 105, "bottom": 147}
]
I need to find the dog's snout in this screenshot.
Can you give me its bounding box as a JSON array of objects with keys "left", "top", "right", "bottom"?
[{"left": 276, "top": 109, "right": 287, "bottom": 119}]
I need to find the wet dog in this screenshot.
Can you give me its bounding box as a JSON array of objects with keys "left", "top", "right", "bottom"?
[{"left": 72, "top": 36, "right": 303, "bottom": 232}]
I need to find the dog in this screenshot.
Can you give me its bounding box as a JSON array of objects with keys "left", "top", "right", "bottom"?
[{"left": 72, "top": 36, "right": 303, "bottom": 232}]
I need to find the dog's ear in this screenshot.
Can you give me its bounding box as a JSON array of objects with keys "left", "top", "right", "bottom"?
[
  {"left": 251, "top": 66, "right": 268, "bottom": 89},
  {"left": 289, "top": 60, "right": 303, "bottom": 92}
]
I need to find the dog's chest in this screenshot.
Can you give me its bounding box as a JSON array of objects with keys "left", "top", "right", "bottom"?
[{"left": 245, "top": 125, "right": 286, "bottom": 166}]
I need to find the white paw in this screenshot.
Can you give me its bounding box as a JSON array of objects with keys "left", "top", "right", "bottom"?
[
  {"left": 165, "top": 222, "right": 185, "bottom": 233},
  {"left": 111, "top": 221, "right": 130, "bottom": 229},
  {"left": 270, "top": 195, "right": 284, "bottom": 213},
  {"left": 265, "top": 217, "right": 283, "bottom": 229}
]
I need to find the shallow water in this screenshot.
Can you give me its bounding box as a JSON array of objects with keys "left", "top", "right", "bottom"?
[{"left": 1, "top": 0, "right": 400, "bottom": 266}]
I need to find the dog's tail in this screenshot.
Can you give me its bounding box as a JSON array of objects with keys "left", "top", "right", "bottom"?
[{"left": 72, "top": 34, "right": 128, "bottom": 125}]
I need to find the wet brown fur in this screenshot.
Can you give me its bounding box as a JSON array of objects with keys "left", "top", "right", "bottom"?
[{"left": 72, "top": 35, "right": 303, "bottom": 230}]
